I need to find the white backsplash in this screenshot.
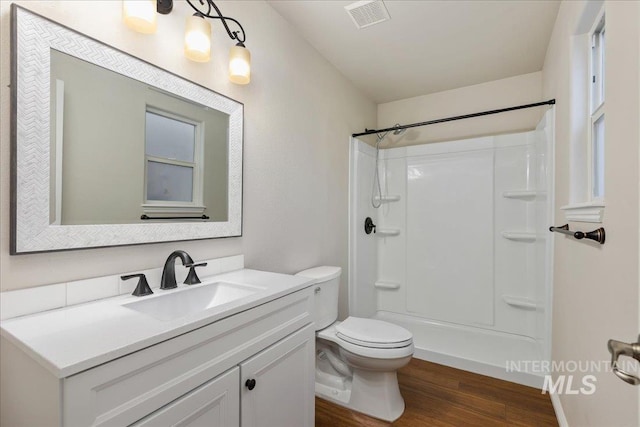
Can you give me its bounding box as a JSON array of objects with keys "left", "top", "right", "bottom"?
[{"left": 0, "top": 254, "right": 244, "bottom": 320}]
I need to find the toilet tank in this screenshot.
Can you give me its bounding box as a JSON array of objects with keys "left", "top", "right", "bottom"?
[{"left": 296, "top": 266, "right": 342, "bottom": 331}]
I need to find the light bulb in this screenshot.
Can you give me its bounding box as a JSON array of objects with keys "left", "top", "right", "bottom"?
[
  {"left": 123, "top": 0, "right": 157, "bottom": 34},
  {"left": 184, "top": 15, "right": 211, "bottom": 63},
  {"left": 229, "top": 44, "right": 251, "bottom": 85}
]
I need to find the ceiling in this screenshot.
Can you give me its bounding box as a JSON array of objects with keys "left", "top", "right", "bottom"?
[{"left": 268, "top": 0, "right": 560, "bottom": 104}]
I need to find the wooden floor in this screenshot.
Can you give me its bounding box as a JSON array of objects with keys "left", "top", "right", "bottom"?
[{"left": 315, "top": 358, "right": 558, "bottom": 427}]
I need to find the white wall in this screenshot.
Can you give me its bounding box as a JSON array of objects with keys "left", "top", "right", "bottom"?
[
  {"left": 377, "top": 72, "right": 544, "bottom": 147},
  {"left": 0, "top": 1, "right": 376, "bottom": 319},
  {"left": 543, "top": 1, "right": 640, "bottom": 425}
]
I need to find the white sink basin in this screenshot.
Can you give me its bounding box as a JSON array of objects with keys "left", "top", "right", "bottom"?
[{"left": 123, "top": 282, "right": 261, "bottom": 321}]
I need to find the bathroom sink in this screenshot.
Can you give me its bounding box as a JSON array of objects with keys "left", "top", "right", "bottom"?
[{"left": 123, "top": 282, "right": 261, "bottom": 321}]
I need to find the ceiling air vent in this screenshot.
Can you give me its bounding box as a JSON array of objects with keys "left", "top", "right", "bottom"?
[{"left": 344, "top": 0, "right": 391, "bottom": 30}]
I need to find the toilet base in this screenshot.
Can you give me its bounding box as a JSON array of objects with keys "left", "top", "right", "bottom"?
[
  {"left": 315, "top": 368, "right": 406, "bottom": 422},
  {"left": 315, "top": 381, "right": 351, "bottom": 406},
  {"left": 349, "top": 369, "right": 405, "bottom": 422}
]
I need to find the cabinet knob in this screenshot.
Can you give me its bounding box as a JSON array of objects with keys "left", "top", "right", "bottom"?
[{"left": 245, "top": 378, "right": 256, "bottom": 390}]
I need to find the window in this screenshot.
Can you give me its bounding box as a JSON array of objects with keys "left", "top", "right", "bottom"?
[
  {"left": 589, "top": 14, "right": 605, "bottom": 200},
  {"left": 143, "top": 108, "right": 205, "bottom": 213},
  {"left": 561, "top": 5, "right": 605, "bottom": 223}
]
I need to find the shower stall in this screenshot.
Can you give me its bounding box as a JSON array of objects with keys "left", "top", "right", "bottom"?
[{"left": 349, "top": 109, "right": 554, "bottom": 387}]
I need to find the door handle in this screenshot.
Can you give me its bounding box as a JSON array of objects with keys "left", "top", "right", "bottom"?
[{"left": 607, "top": 336, "right": 640, "bottom": 385}]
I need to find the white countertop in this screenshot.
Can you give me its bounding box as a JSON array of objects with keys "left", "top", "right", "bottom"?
[{"left": 0, "top": 269, "right": 314, "bottom": 378}]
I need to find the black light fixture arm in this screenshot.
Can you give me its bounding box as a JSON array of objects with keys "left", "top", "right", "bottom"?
[{"left": 186, "top": 0, "right": 247, "bottom": 45}]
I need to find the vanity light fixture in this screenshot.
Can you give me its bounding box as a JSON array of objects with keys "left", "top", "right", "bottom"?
[
  {"left": 123, "top": 0, "right": 251, "bottom": 84},
  {"left": 123, "top": 0, "right": 158, "bottom": 34},
  {"left": 184, "top": 14, "right": 212, "bottom": 62}
]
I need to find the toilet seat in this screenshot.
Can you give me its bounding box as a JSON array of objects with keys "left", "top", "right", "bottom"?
[
  {"left": 317, "top": 320, "right": 414, "bottom": 360},
  {"left": 336, "top": 317, "right": 413, "bottom": 349}
]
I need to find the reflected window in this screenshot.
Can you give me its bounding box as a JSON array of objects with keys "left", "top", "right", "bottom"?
[
  {"left": 144, "top": 109, "right": 204, "bottom": 211},
  {"left": 146, "top": 161, "right": 194, "bottom": 202}
]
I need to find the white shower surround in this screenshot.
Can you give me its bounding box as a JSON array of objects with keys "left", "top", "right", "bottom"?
[{"left": 349, "top": 111, "right": 554, "bottom": 387}]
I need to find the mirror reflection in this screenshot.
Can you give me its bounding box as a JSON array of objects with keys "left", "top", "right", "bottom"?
[{"left": 50, "top": 49, "right": 229, "bottom": 225}]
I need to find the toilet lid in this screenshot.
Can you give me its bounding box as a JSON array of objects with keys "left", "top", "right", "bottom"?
[
  {"left": 295, "top": 266, "right": 342, "bottom": 282},
  {"left": 335, "top": 317, "right": 413, "bottom": 349}
]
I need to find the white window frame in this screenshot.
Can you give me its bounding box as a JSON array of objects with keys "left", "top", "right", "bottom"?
[
  {"left": 561, "top": 4, "right": 606, "bottom": 223},
  {"left": 142, "top": 107, "right": 206, "bottom": 215},
  {"left": 588, "top": 12, "right": 605, "bottom": 202}
]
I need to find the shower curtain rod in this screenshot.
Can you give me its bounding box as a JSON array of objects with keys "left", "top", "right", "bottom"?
[{"left": 352, "top": 99, "right": 556, "bottom": 138}]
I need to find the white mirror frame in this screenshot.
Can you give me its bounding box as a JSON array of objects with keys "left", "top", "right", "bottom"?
[{"left": 10, "top": 6, "right": 243, "bottom": 254}]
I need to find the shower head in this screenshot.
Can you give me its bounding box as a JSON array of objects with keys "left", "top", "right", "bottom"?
[
  {"left": 377, "top": 124, "right": 405, "bottom": 143},
  {"left": 392, "top": 124, "right": 406, "bottom": 135}
]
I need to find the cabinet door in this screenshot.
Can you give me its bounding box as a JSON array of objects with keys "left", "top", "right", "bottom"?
[
  {"left": 132, "top": 367, "right": 239, "bottom": 427},
  {"left": 240, "top": 324, "right": 315, "bottom": 427}
]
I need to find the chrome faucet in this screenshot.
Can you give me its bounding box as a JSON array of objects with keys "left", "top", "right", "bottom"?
[{"left": 160, "top": 250, "right": 194, "bottom": 290}]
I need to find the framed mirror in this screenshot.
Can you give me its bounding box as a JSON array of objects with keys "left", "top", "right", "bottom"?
[{"left": 10, "top": 5, "right": 243, "bottom": 254}]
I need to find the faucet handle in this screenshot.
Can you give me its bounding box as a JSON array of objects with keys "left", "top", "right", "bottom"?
[
  {"left": 184, "top": 263, "right": 208, "bottom": 285},
  {"left": 121, "top": 273, "right": 153, "bottom": 297}
]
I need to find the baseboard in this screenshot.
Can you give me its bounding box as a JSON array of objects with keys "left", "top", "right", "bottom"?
[{"left": 549, "top": 391, "right": 569, "bottom": 427}]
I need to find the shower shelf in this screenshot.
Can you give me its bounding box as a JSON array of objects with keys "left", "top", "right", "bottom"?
[
  {"left": 502, "top": 190, "right": 545, "bottom": 201},
  {"left": 501, "top": 231, "right": 539, "bottom": 242},
  {"left": 377, "top": 229, "right": 401, "bottom": 237},
  {"left": 502, "top": 295, "right": 537, "bottom": 310},
  {"left": 374, "top": 281, "right": 401, "bottom": 290},
  {"left": 374, "top": 195, "right": 401, "bottom": 203}
]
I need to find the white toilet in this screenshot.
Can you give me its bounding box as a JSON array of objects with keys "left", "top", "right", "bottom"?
[{"left": 296, "top": 266, "right": 414, "bottom": 422}]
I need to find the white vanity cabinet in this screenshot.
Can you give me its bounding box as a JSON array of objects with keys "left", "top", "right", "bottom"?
[
  {"left": 133, "top": 324, "right": 315, "bottom": 427},
  {"left": 1, "top": 285, "right": 315, "bottom": 427}
]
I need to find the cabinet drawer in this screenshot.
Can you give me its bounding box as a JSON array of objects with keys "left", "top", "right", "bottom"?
[{"left": 63, "top": 288, "right": 312, "bottom": 427}]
